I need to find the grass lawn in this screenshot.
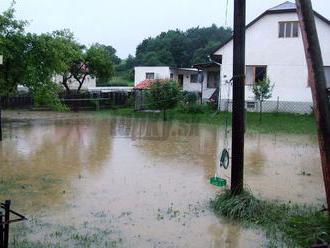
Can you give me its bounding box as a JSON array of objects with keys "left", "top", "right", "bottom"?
[
  {"left": 98, "top": 107, "right": 317, "bottom": 135},
  {"left": 212, "top": 190, "right": 329, "bottom": 248}
]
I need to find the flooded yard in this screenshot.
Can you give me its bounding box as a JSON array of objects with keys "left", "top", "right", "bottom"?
[{"left": 0, "top": 111, "right": 324, "bottom": 247}]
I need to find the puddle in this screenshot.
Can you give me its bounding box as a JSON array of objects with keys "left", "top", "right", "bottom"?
[{"left": 0, "top": 111, "right": 324, "bottom": 247}]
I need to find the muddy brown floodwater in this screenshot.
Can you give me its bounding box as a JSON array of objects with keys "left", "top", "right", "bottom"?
[{"left": 0, "top": 111, "right": 324, "bottom": 247}]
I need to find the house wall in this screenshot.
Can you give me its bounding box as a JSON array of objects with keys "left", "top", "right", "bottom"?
[
  {"left": 214, "top": 12, "right": 330, "bottom": 113},
  {"left": 179, "top": 70, "right": 201, "bottom": 93},
  {"left": 134, "top": 66, "right": 171, "bottom": 85},
  {"left": 53, "top": 75, "right": 96, "bottom": 90},
  {"left": 134, "top": 66, "right": 203, "bottom": 93}
]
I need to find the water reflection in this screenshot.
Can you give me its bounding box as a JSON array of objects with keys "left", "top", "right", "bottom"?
[{"left": 0, "top": 119, "right": 113, "bottom": 211}]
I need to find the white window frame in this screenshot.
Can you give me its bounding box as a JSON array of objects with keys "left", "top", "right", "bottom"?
[{"left": 279, "top": 21, "right": 299, "bottom": 38}]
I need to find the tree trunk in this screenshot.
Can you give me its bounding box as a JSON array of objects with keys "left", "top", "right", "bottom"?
[
  {"left": 62, "top": 81, "right": 71, "bottom": 94},
  {"left": 75, "top": 73, "right": 88, "bottom": 93},
  {"left": 259, "top": 101, "right": 263, "bottom": 123},
  {"left": 62, "top": 74, "right": 72, "bottom": 94},
  {"left": 163, "top": 109, "right": 166, "bottom": 121}
]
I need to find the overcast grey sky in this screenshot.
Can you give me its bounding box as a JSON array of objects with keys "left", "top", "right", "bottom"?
[{"left": 1, "top": 0, "right": 329, "bottom": 58}]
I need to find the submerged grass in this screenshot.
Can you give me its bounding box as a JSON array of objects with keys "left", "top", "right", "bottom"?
[
  {"left": 10, "top": 218, "right": 121, "bottom": 248},
  {"left": 211, "top": 190, "right": 330, "bottom": 247},
  {"left": 98, "top": 108, "right": 317, "bottom": 135}
]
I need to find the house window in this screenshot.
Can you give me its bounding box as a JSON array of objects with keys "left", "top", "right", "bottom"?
[
  {"left": 146, "top": 72, "right": 155, "bottom": 80},
  {"left": 207, "top": 71, "right": 219, "bottom": 88},
  {"left": 247, "top": 101, "right": 256, "bottom": 109},
  {"left": 279, "top": 22, "right": 299, "bottom": 38},
  {"left": 246, "top": 66, "right": 267, "bottom": 86},
  {"left": 190, "top": 74, "right": 198, "bottom": 83}
]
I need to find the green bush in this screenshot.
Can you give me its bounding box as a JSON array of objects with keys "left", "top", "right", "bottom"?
[
  {"left": 180, "top": 91, "right": 204, "bottom": 113},
  {"left": 147, "top": 80, "right": 181, "bottom": 120},
  {"left": 182, "top": 91, "right": 198, "bottom": 105},
  {"left": 32, "top": 83, "right": 68, "bottom": 111}
]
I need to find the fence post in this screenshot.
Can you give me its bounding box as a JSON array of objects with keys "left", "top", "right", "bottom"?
[
  {"left": 276, "top": 96, "right": 280, "bottom": 114},
  {"left": 95, "top": 99, "right": 100, "bottom": 111},
  {"left": 0, "top": 107, "right": 2, "bottom": 142},
  {"left": 4, "top": 200, "right": 10, "bottom": 248}
]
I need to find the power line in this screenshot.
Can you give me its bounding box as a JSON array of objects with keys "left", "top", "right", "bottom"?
[{"left": 225, "top": 0, "right": 230, "bottom": 27}]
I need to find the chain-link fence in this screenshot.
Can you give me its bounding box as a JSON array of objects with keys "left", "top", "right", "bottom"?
[{"left": 219, "top": 98, "right": 314, "bottom": 114}]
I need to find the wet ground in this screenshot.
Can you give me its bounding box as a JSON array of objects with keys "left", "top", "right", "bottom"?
[{"left": 0, "top": 111, "right": 324, "bottom": 247}]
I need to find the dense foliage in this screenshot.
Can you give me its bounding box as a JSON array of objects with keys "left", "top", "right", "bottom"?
[
  {"left": 112, "top": 25, "right": 232, "bottom": 82},
  {"left": 0, "top": 4, "right": 116, "bottom": 109},
  {"left": 0, "top": 6, "right": 67, "bottom": 109},
  {"left": 135, "top": 25, "right": 232, "bottom": 67},
  {"left": 1, "top": 4, "right": 232, "bottom": 106}
]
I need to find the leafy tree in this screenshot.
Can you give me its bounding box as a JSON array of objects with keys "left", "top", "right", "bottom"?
[
  {"left": 0, "top": 4, "right": 117, "bottom": 109},
  {"left": 115, "top": 24, "right": 232, "bottom": 83},
  {"left": 147, "top": 80, "right": 181, "bottom": 121},
  {"left": 71, "top": 44, "right": 114, "bottom": 91},
  {"left": 24, "top": 32, "right": 72, "bottom": 110},
  {"left": 252, "top": 77, "right": 274, "bottom": 122},
  {"left": 92, "top": 43, "right": 121, "bottom": 65},
  {"left": 58, "top": 42, "right": 114, "bottom": 93},
  {"left": 0, "top": 5, "right": 67, "bottom": 110},
  {"left": 191, "top": 41, "right": 219, "bottom": 64},
  {"left": 50, "top": 29, "right": 84, "bottom": 93},
  {"left": 115, "top": 54, "right": 136, "bottom": 82},
  {"left": 0, "top": 4, "right": 28, "bottom": 96}
]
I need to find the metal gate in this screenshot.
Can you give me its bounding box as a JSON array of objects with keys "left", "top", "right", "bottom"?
[{"left": 0, "top": 200, "right": 26, "bottom": 248}]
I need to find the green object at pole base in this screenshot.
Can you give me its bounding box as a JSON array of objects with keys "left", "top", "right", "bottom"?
[{"left": 210, "top": 177, "right": 227, "bottom": 187}]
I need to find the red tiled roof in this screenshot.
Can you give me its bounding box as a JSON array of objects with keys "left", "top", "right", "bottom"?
[
  {"left": 134, "top": 79, "right": 169, "bottom": 89},
  {"left": 134, "top": 79, "right": 156, "bottom": 89}
]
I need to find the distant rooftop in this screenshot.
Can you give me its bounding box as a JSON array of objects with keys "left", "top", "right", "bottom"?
[{"left": 268, "top": 1, "right": 296, "bottom": 11}]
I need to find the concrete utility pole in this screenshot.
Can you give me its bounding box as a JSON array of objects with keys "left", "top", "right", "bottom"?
[
  {"left": 296, "top": 0, "right": 330, "bottom": 211},
  {"left": 231, "top": 0, "right": 246, "bottom": 194}
]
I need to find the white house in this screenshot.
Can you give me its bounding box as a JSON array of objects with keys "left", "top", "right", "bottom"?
[
  {"left": 16, "top": 74, "right": 97, "bottom": 93},
  {"left": 53, "top": 74, "right": 96, "bottom": 91},
  {"left": 213, "top": 1, "right": 330, "bottom": 113},
  {"left": 134, "top": 66, "right": 201, "bottom": 92}
]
